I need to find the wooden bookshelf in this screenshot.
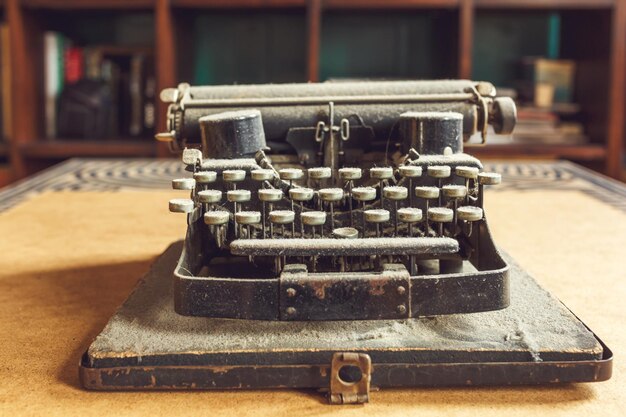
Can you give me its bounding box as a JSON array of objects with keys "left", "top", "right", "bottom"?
[{"left": 0, "top": 0, "right": 624, "bottom": 183}]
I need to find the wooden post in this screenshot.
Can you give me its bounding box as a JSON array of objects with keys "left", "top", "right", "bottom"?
[
  {"left": 607, "top": 0, "right": 626, "bottom": 178},
  {"left": 155, "top": 0, "right": 177, "bottom": 158},
  {"left": 306, "top": 0, "right": 322, "bottom": 82},
  {"left": 458, "top": 0, "right": 474, "bottom": 79}
]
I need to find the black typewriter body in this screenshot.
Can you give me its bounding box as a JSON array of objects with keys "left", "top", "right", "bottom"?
[{"left": 161, "top": 80, "right": 516, "bottom": 321}]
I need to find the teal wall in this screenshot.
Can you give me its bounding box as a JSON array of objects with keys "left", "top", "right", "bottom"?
[
  {"left": 472, "top": 11, "right": 557, "bottom": 87},
  {"left": 320, "top": 12, "right": 456, "bottom": 81},
  {"left": 192, "top": 12, "right": 306, "bottom": 85}
]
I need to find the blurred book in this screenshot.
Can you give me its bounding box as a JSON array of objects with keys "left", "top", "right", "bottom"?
[
  {"left": 518, "top": 58, "right": 576, "bottom": 107},
  {"left": 43, "top": 31, "right": 155, "bottom": 140}
]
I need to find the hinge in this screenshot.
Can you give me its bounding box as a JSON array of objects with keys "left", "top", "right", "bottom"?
[{"left": 328, "top": 352, "right": 371, "bottom": 405}]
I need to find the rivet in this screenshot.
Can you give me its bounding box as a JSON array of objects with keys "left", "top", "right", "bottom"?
[
  {"left": 286, "top": 288, "right": 297, "bottom": 298},
  {"left": 286, "top": 307, "right": 296, "bottom": 315},
  {"left": 397, "top": 304, "right": 407, "bottom": 314},
  {"left": 397, "top": 286, "right": 406, "bottom": 295}
]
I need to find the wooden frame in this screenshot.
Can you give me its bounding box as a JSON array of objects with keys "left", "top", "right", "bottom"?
[{"left": 0, "top": 0, "right": 624, "bottom": 183}]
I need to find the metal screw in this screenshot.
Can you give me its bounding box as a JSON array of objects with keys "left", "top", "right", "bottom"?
[
  {"left": 397, "top": 286, "right": 406, "bottom": 295},
  {"left": 286, "top": 307, "right": 297, "bottom": 315},
  {"left": 286, "top": 288, "right": 297, "bottom": 298},
  {"left": 396, "top": 304, "right": 407, "bottom": 314}
]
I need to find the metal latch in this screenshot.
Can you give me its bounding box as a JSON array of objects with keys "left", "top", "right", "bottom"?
[{"left": 328, "top": 352, "right": 372, "bottom": 405}]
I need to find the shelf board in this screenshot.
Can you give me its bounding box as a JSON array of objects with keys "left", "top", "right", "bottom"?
[
  {"left": 173, "top": 0, "right": 306, "bottom": 8},
  {"left": 21, "top": 0, "right": 155, "bottom": 9},
  {"left": 18, "top": 139, "right": 157, "bottom": 159},
  {"left": 475, "top": 0, "right": 614, "bottom": 9},
  {"left": 322, "top": 0, "right": 459, "bottom": 9},
  {"left": 465, "top": 143, "right": 607, "bottom": 161}
]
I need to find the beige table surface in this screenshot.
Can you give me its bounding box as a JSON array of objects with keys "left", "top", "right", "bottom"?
[{"left": 0, "top": 159, "right": 624, "bottom": 416}]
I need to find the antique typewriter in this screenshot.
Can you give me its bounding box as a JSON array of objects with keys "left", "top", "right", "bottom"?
[
  {"left": 80, "top": 80, "right": 611, "bottom": 403},
  {"left": 161, "top": 80, "right": 515, "bottom": 321}
]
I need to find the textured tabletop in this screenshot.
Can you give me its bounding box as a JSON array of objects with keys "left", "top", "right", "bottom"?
[{"left": 0, "top": 158, "right": 624, "bottom": 416}]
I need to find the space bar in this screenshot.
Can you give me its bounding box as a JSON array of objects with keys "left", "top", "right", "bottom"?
[{"left": 230, "top": 237, "right": 459, "bottom": 257}]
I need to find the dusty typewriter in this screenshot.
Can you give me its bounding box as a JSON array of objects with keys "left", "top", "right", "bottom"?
[
  {"left": 81, "top": 80, "right": 611, "bottom": 402},
  {"left": 160, "top": 80, "right": 516, "bottom": 321}
]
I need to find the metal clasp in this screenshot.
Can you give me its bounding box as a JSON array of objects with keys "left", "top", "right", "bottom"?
[{"left": 328, "top": 352, "right": 372, "bottom": 405}]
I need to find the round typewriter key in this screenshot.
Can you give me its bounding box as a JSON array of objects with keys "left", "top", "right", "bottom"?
[
  {"left": 427, "top": 165, "right": 451, "bottom": 178},
  {"left": 455, "top": 166, "right": 479, "bottom": 179},
  {"left": 308, "top": 167, "right": 332, "bottom": 180},
  {"left": 222, "top": 169, "right": 246, "bottom": 183},
  {"left": 289, "top": 187, "right": 314, "bottom": 201},
  {"left": 258, "top": 188, "right": 283, "bottom": 202},
  {"left": 319, "top": 188, "right": 344, "bottom": 202},
  {"left": 365, "top": 209, "right": 389, "bottom": 237},
  {"left": 370, "top": 167, "right": 393, "bottom": 207},
  {"left": 415, "top": 186, "right": 440, "bottom": 199},
  {"left": 319, "top": 188, "right": 343, "bottom": 229},
  {"left": 457, "top": 206, "right": 483, "bottom": 222},
  {"left": 428, "top": 207, "right": 453, "bottom": 222},
  {"left": 269, "top": 210, "right": 295, "bottom": 224},
  {"left": 339, "top": 168, "right": 362, "bottom": 227},
  {"left": 352, "top": 186, "right": 377, "bottom": 237},
  {"left": 251, "top": 169, "right": 275, "bottom": 181},
  {"left": 197, "top": 189, "right": 222, "bottom": 204},
  {"left": 333, "top": 227, "right": 359, "bottom": 239},
  {"left": 477, "top": 172, "right": 501, "bottom": 208},
  {"left": 352, "top": 187, "right": 377, "bottom": 201},
  {"left": 169, "top": 198, "right": 194, "bottom": 213},
  {"left": 227, "top": 189, "right": 251, "bottom": 202},
  {"left": 383, "top": 186, "right": 408, "bottom": 235},
  {"left": 398, "top": 207, "right": 422, "bottom": 223},
  {"left": 236, "top": 211, "right": 261, "bottom": 239},
  {"left": 270, "top": 210, "right": 295, "bottom": 238},
  {"left": 398, "top": 207, "right": 422, "bottom": 237},
  {"left": 478, "top": 172, "right": 501, "bottom": 185},
  {"left": 301, "top": 211, "right": 327, "bottom": 239},
  {"left": 227, "top": 190, "right": 251, "bottom": 237},
  {"left": 398, "top": 207, "right": 423, "bottom": 223},
  {"left": 383, "top": 186, "right": 408, "bottom": 200},
  {"left": 456, "top": 166, "right": 479, "bottom": 204},
  {"left": 289, "top": 187, "right": 314, "bottom": 237},
  {"left": 301, "top": 211, "right": 327, "bottom": 226},
  {"left": 428, "top": 207, "right": 453, "bottom": 236},
  {"left": 204, "top": 211, "right": 230, "bottom": 225},
  {"left": 399, "top": 165, "right": 422, "bottom": 178},
  {"left": 236, "top": 211, "right": 261, "bottom": 224},
  {"left": 338, "top": 167, "right": 362, "bottom": 180},
  {"left": 334, "top": 227, "right": 359, "bottom": 271},
  {"left": 443, "top": 185, "right": 468, "bottom": 235},
  {"left": 399, "top": 165, "right": 422, "bottom": 207},
  {"left": 193, "top": 171, "right": 217, "bottom": 184},
  {"left": 442, "top": 184, "right": 467, "bottom": 199},
  {"left": 278, "top": 168, "right": 304, "bottom": 181},
  {"left": 172, "top": 178, "right": 195, "bottom": 190},
  {"left": 369, "top": 167, "right": 394, "bottom": 179},
  {"left": 364, "top": 209, "right": 390, "bottom": 223},
  {"left": 457, "top": 206, "right": 483, "bottom": 237}
]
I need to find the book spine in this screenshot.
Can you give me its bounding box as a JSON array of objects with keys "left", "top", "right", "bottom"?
[
  {"left": 0, "top": 24, "right": 11, "bottom": 141},
  {"left": 64, "top": 47, "right": 83, "bottom": 84},
  {"left": 43, "top": 31, "right": 64, "bottom": 139}
]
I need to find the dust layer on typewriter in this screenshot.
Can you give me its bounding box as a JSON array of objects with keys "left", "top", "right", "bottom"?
[{"left": 160, "top": 80, "right": 517, "bottom": 320}]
